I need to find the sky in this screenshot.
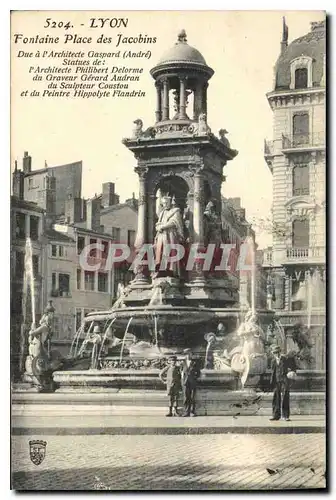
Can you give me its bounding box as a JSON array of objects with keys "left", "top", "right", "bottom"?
[{"left": 10, "top": 10, "right": 325, "bottom": 248}]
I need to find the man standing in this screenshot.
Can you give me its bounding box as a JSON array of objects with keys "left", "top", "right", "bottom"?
[
  {"left": 270, "top": 344, "right": 297, "bottom": 421},
  {"left": 159, "top": 356, "right": 182, "bottom": 417},
  {"left": 181, "top": 349, "right": 201, "bottom": 417}
]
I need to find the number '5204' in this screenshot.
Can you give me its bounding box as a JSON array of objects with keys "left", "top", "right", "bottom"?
[{"left": 44, "top": 19, "right": 73, "bottom": 30}]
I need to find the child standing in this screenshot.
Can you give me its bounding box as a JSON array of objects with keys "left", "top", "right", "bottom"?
[{"left": 159, "top": 356, "right": 182, "bottom": 417}]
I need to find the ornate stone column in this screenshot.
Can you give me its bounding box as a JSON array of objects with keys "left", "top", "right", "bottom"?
[
  {"left": 193, "top": 84, "right": 201, "bottom": 120},
  {"left": 147, "top": 192, "right": 157, "bottom": 245},
  {"left": 162, "top": 78, "right": 170, "bottom": 121},
  {"left": 155, "top": 82, "right": 162, "bottom": 122},
  {"left": 133, "top": 165, "right": 149, "bottom": 283},
  {"left": 134, "top": 166, "right": 148, "bottom": 250},
  {"left": 202, "top": 83, "right": 208, "bottom": 116},
  {"left": 179, "top": 77, "right": 187, "bottom": 119},
  {"left": 192, "top": 166, "right": 205, "bottom": 246}
]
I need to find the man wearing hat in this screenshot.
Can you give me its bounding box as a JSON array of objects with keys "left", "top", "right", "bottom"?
[
  {"left": 270, "top": 344, "right": 297, "bottom": 421},
  {"left": 159, "top": 356, "right": 182, "bottom": 417},
  {"left": 181, "top": 349, "right": 201, "bottom": 417}
]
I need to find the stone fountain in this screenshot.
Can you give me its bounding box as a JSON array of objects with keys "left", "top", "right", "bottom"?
[{"left": 51, "top": 31, "right": 275, "bottom": 413}]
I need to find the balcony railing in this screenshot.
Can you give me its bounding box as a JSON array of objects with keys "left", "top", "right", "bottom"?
[
  {"left": 286, "top": 246, "right": 325, "bottom": 261},
  {"left": 282, "top": 132, "right": 325, "bottom": 150},
  {"left": 262, "top": 249, "right": 273, "bottom": 266}
]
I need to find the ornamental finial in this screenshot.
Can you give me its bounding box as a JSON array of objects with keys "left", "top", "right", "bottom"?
[{"left": 177, "top": 29, "right": 187, "bottom": 43}]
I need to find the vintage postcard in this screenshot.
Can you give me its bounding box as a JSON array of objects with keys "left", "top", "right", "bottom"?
[{"left": 10, "top": 10, "right": 326, "bottom": 491}]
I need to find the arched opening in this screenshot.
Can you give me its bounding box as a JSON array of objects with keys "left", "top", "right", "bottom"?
[{"left": 156, "top": 176, "right": 189, "bottom": 212}]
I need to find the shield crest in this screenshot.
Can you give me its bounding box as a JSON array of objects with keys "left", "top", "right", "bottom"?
[{"left": 29, "top": 440, "right": 47, "bottom": 465}]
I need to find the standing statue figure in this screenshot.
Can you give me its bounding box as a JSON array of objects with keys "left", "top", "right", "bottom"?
[
  {"left": 25, "top": 301, "right": 57, "bottom": 391},
  {"left": 154, "top": 195, "right": 184, "bottom": 278},
  {"left": 204, "top": 201, "right": 222, "bottom": 246}
]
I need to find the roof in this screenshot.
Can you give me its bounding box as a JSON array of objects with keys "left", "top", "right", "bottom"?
[
  {"left": 71, "top": 223, "right": 115, "bottom": 239},
  {"left": 158, "top": 39, "right": 207, "bottom": 66},
  {"left": 275, "top": 20, "right": 326, "bottom": 90},
  {"left": 11, "top": 196, "right": 45, "bottom": 213},
  {"left": 23, "top": 160, "right": 82, "bottom": 177},
  {"left": 45, "top": 228, "right": 75, "bottom": 243},
  {"left": 151, "top": 31, "right": 213, "bottom": 78},
  {"left": 100, "top": 202, "right": 138, "bottom": 214}
]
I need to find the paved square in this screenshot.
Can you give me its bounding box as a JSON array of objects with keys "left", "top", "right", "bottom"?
[{"left": 12, "top": 433, "right": 326, "bottom": 490}]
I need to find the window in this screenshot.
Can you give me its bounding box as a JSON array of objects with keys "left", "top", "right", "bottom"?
[
  {"left": 30, "top": 215, "right": 39, "bottom": 241},
  {"left": 84, "top": 271, "right": 95, "bottom": 291},
  {"left": 28, "top": 178, "right": 33, "bottom": 189},
  {"left": 51, "top": 245, "right": 57, "bottom": 257},
  {"left": 127, "top": 230, "right": 136, "bottom": 248},
  {"left": 77, "top": 269, "right": 82, "bottom": 290},
  {"left": 102, "top": 240, "right": 109, "bottom": 259},
  {"left": 15, "top": 212, "right": 26, "bottom": 239},
  {"left": 295, "top": 68, "right": 308, "bottom": 89},
  {"left": 59, "top": 246, "right": 64, "bottom": 257},
  {"left": 32, "top": 255, "right": 39, "bottom": 276},
  {"left": 293, "top": 165, "right": 309, "bottom": 196},
  {"left": 51, "top": 272, "right": 57, "bottom": 295},
  {"left": 112, "top": 227, "right": 121, "bottom": 241},
  {"left": 59, "top": 273, "right": 70, "bottom": 297},
  {"left": 98, "top": 272, "right": 108, "bottom": 292},
  {"left": 89, "top": 238, "right": 97, "bottom": 257},
  {"left": 15, "top": 251, "right": 25, "bottom": 279},
  {"left": 292, "top": 219, "right": 309, "bottom": 248},
  {"left": 293, "top": 113, "right": 309, "bottom": 146},
  {"left": 77, "top": 236, "right": 85, "bottom": 255}
]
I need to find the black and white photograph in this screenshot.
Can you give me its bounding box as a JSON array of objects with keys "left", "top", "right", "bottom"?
[{"left": 9, "top": 9, "right": 326, "bottom": 491}]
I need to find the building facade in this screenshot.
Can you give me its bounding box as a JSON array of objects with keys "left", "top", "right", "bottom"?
[
  {"left": 263, "top": 19, "right": 326, "bottom": 369},
  {"left": 11, "top": 196, "right": 46, "bottom": 379}
]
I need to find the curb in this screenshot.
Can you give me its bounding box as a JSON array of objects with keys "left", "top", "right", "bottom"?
[{"left": 12, "top": 425, "right": 325, "bottom": 436}]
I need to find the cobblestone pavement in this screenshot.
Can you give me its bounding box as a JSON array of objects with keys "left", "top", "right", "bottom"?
[{"left": 12, "top": 433, "right": 326, "bottom": 491}]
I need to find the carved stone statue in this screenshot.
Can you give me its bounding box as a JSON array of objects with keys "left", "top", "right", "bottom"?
[
  {"left": 197, "top": 113, "right": 211, "bottom": 135},
  {"left": 219, "top": 129, "right": 238, "bottom": 156},
  {"left": 183, "top": 196, "right": 193, "bottom": 244},
  {"left": 204, "top": 201, "right": 222, "bottom": 245},
  {"left": 214, "top": 309, "right": 267, "bottom": 387},
  {"left": 154, "top": 195, "right": 184, "bottom": 278},
  {"left": 24, "top": 301, "right": 59, "bottom": 391},
  {"left": 132, "top": 119, "right": 156, "bottom": 139}
]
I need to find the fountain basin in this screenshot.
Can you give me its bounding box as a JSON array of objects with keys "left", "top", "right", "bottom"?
[{"left": 109, "top": 305, "right": 215, "bottom": 328}]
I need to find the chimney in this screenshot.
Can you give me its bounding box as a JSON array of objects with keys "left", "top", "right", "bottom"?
[
  {"left": 102, "top": 182, "right": 116, "bottom": 208},
  {"left": 12, "top": 161, "right": 24, "bottom": 199},
  {"left": 86, "top": 197, "right": 101, "bottom": 231},
  {"left": 65, "top": 196, "right": 83, "bottom": 224},
  {"left": 126, "top": 192, "right": 138, "bottom": 209},
  {"left": 281, "top": 17, "right": 288, "bottom": 55},
  {"left": 22, "top": 151, "right": 32, "bottom": 174}
]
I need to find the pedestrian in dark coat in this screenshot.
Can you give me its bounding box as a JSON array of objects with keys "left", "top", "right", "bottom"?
[
  {"left": 181, "top": 349, "right": 201, "bottom": 417},
  {"left": 159, "top": 356, "right": 182, "bottom": 417},
  {"left": 270, "top": 345, "right": 297, "bottom": 421}
]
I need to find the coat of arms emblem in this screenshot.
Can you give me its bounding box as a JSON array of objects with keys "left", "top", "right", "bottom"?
[{"left": 29, "top": 440, "right": 47, "bottom": 466}]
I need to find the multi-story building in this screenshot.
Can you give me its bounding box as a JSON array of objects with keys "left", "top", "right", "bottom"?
[
  {"left": 11, "top": 195, "right": 45, "bottom": 379},
  {"left": 12, "top": 152, "right": 82, "bottom": 217},
  {"left": 263, "top": 19, "right": 326, "bottom": 369}
]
